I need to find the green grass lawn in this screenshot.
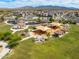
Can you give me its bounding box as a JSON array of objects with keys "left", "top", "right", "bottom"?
[
  {"left": 0, "top": 23, "right": 27, "bottom": 38},
  {"left": 0, "top": 23, "right": 11, "bottom": 33},
  {"left": 3, "top": 24, "right": 79, "bottom": 59}
]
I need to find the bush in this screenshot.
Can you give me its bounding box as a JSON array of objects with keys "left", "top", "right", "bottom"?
[
  {"left": 0, "top": 32, "right": 11, "bottom": 41},
  {"left": 36, "top": 18, "right": 41, "bottom": 22},
  {"left": 28, "top": 26, "right": 36, "bottom": 30},
  {"left": 3, "top": 32, "right": 11, "bottom": 41},
  {"left": 61, "top": 19, "right": 76, "bottom": 24},
  {"left": 8, "top": 35, "right": 21, "bottom": 48},
  {"left": 0, "top": 33, "right": 4, "bottom": 40},
  {"left": 0, "top": 32, "right": 21, "bottom": 48},
  {"left": 49, "top": 17, "right": 54, "bottom": 23},
  {"left": 24, "top": 29, "right": 28, "bottom": 32}
]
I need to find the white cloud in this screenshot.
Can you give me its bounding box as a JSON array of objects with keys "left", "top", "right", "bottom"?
[{"left": 0, "top": 0, "right": 79, "bottom": 8}]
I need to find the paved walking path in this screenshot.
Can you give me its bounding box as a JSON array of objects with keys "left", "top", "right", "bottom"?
[
  {"left": 4, "top": 20, "right": 13, "bottom": 25},
  {"left": 20, "top": 36, "right": 32, "bottom": 42},
  {"left": 0, "top": 41, "right": 10, "bottom": 59},
  {"left": 4, "top": 20, "right": 29, "bottom": 34},
  {"left": 11, "top": 25, "right": 29, "bottom": 34}
]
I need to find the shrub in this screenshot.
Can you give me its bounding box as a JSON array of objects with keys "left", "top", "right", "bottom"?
[
  {"left": 0, "top": 33, "right": 4, "bottom": 40},
  {"left": 49, "top": 17, "right": 54, "bottom": 23},
  {"left": 0, "top": 32, "right": 11, "bottom": 41},
  {"left": 3, "top": 32, "right": 11, "bottom": 41},
  {"left": 8, "top": 35, "right": 21, "bottom": 48},
  {"left": 61, "top": 19, "right": 76, "bottom": 24},
  {"left": 28, "top": 26, "right": 36, "bottom": 30}
]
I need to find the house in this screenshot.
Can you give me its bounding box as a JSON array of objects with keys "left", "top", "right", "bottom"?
[
  {"left": 75, "top": 18, "right": 79, "bottom": 25},
  {"left": 30, "top": 29, "right": 47, "bottom": 43},
  {"left": 17, "top": 17, "right": 26, "bottom": 29}
]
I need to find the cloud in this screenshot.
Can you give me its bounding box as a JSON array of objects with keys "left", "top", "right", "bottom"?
[{"left": 0, "top": 0, "right": 79, "bottom": 8}]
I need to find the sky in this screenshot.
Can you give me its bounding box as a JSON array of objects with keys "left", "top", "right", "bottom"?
[{"left": 0, "top": 0, "right": 79, "bottom": 8}]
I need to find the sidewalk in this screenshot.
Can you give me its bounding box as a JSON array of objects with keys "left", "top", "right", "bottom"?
[
  {"left": 0, "top": 41, "right": 10, "bottom": 59},
  {"left": 11, "top": 25, "right": 29, "bottom": 34}
]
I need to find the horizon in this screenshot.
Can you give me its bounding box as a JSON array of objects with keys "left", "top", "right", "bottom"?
[{"left": 0, "top": 0, "right": 79, "bottom": 8}]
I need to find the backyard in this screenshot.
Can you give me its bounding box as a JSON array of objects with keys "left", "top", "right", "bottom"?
[{"left": 2, "top": 24, "right": 79, "bottom": 59}]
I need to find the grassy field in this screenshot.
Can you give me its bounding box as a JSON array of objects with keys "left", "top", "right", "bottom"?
[
  {"left": 0, "top": 23, "right": 11, "bottom": 33},
  {"left": 3, "top": 24, "right": 79, "bottom": 59}
]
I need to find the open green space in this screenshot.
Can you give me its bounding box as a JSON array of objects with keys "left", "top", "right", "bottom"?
[
  {"left": 3, "top": 24, "right": 79, "bottom": 59},
  {"left": 0, "top": 23, "right": 11, "bottom": 33}
]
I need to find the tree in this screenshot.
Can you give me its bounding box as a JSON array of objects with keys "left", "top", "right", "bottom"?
[
  {"left": 15, "top": 14, "right": 22, "bottom": 20},
  {"left": 8, "top": 35, "right": 21, "bottom": 48},
  {"left": 37, "top": 18, "right": 41, "bottom": 22},
  {"left": 0, "top": 33, "right": 4, "bottom": 40},
  {"left": 0, "top": 16, "right": 4, "bottom": 23},
  {"left": 3, "top": 32, "right": 11, "bottom": 41},
  {"left": 0, "top": 32, "right": 11, "bottom": 41},
  {"left": 49, "top": 17, "right": 54, "bottom": 23}
]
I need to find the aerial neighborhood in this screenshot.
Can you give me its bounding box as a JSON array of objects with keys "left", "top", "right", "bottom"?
[{"left": 0, "top": 6, "right": 79, "bottom": 59}]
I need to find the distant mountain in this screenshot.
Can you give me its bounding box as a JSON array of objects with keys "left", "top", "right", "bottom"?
[
  {"left": 34, "top": 5, "right": 78, "bottom": 10},
  {"left": 16, "top": 6, "right": 33, "bottom": 9},
  {"left": 2, "top": 5, "right": 77, "bottom": 10},
  {"left": 16, "top": 5, "right": 78, "bottom": 10}
]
